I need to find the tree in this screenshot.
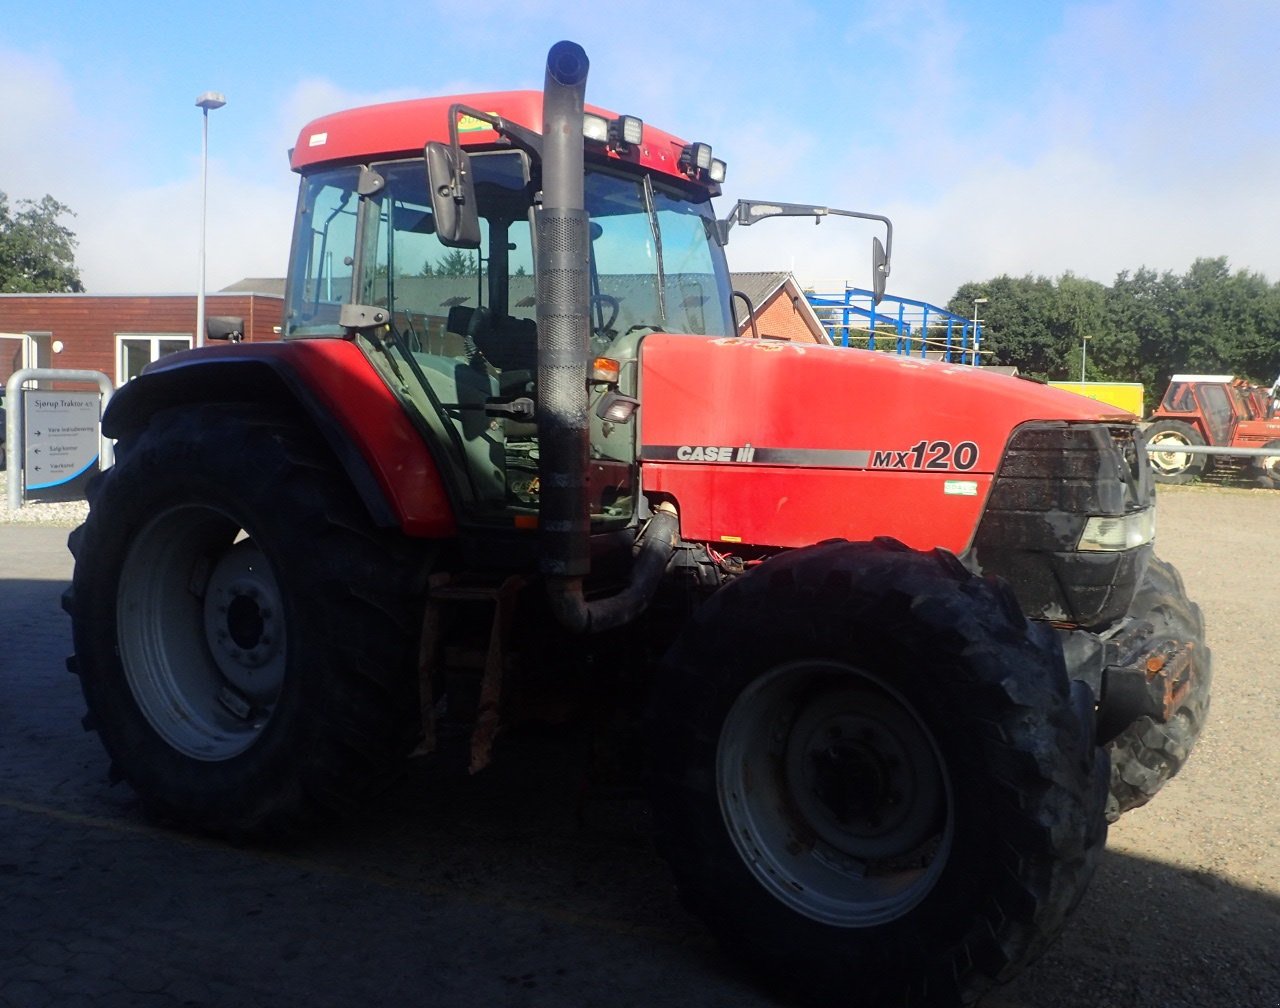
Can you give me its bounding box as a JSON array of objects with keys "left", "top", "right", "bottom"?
[
  {"left": 0, "top": 192, "right": 85, "bottom": 293},
  {"left": 948, "top": 275, "right": 1068, "bottom": 379},
  {"left": 1054, "top": 272, "right": 1111, "bottom": 382},
  {"left": 949, "top": 258, "right": 1280, "bottom": 392},
  {"left": 431, "top": 249, "right": 479, "bottom": 277}
]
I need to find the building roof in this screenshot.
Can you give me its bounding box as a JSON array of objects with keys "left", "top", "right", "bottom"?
[
  {"left": 220, "top": 278, "right": 286, "bottom": 297},
  {"left": 729, "top": 271, "right": 792, "bottom": 310}
]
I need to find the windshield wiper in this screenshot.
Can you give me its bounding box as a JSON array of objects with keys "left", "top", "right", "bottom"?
[{"left": 642, "top": 175, "right": 667, "bottom": 324}]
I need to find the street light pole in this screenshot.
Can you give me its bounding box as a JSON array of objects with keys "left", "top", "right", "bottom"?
[
  {"left": 195, "top": 91, "right": 226, "bottom": 349},
  {"left": 971, "top": 297, "right": 988, "bottom": 365},
  {"left": 1081, "top": 333, "right": 1091, "bottom": 383}
]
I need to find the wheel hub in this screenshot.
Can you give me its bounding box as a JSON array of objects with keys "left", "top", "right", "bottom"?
[
  {"left": 785, "top": 692, "right": 944, "bottom": 861},
  {"left": 118, "top": 505, "right": 286, "bottom": 761},
  {"left": 203, "top": 541, "right": 285, "bottom": 700},
  {"left": 810, "top": 739, "right": 886, "bottom": 825},
  {"left": 1148, "top": 434, "right": 1192, "bottom": 474},
  {"left": 717, "top": 662, "right": 953, "bottom": 927}
]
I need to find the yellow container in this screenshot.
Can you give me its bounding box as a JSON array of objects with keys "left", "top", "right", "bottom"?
[{"left": 1048, "top": 381, "right": 1144, "bottom": 417}]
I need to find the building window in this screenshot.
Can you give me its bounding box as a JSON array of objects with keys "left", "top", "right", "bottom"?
[{"left": 116, "top": 334, "right": 192, "bottom": 384}]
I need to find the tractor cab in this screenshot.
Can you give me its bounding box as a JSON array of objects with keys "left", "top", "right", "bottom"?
[{"left": 282, "top": 103, "right": 735, "bottom": 531}]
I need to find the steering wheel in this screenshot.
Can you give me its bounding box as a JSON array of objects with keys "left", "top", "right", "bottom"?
[{"left": 591, "top": 295, "right": 620, "bottom": 335}]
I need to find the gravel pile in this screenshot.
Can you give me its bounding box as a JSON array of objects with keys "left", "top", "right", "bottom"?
[{"left": 0, "top": 472, "right": 91, "bottom": 527}]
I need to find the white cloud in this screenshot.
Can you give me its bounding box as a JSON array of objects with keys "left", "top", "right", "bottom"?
[{"left": 7, "top": 1, "right": 1280, "bottom": 307}]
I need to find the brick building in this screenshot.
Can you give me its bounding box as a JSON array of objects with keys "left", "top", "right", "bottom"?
[
  {"left": 730, "top": 272, "right": 828, "bottom": 343},
  {"left": 0, "top": 271, "right": 824, "bottom": 395},
  {"left": 0, "top": 289, "right": 283, "bottom": 390}
]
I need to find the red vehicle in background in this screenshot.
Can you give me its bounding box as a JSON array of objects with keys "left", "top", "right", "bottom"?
[
  {"left": 1145, "top": 373, "right": 1280, "bottom": 486},
  {"left": 63, "top": 42, "right": 1210, "bottom": 1007}
]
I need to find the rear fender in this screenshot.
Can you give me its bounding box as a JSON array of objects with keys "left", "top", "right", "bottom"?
[{"left": 104, "top": 341, "right": 456, "bottom": 538}]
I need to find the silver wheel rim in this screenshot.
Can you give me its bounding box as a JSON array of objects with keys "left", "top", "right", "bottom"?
[
  {"left": 717, "top": 661, "right": 953, "bottom": 927},
  {"left": 117, "top": 505, "right": 286, "bottom": 761},
  {"left": 1148, "top": 431, "right": 1194, "bottom": 475}
]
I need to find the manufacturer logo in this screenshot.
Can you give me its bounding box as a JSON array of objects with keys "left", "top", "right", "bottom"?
[
  {"left": 675, "top": 445, "right": 756, "bottom": 463},
  {"left": 870, "top": 440, "right": 979, "bottom": 471},
  {"left": 457, "top": 114, "right": 496, "bottom": 133}
]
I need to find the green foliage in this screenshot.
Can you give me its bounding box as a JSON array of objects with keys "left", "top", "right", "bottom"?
[
  {"left": 949, "top": 258, "right": 1280, "bottom": 395},
  {"left": 429, "top": 249, "right": 479, "bottom": 277},
  {"left": 0, "top": 192, "right": 85, "bottom": 293}
]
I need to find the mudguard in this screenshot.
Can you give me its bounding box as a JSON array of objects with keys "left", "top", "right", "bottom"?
[{"left": 103, "top": 340, "right": 456, "bottom": 538}]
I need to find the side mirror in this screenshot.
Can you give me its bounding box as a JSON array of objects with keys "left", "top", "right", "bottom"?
[
  {"left": 425, "top": 140, "right": 480, "bottom": 249},
  {"left": 206, "top": 316, "right": 244, "bottom": 342},
  {"left": 872, "top": 237, "right": 889, "bottom": 304}
]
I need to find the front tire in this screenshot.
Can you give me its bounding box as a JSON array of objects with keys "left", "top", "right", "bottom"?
[
  {"left": 648, "top": 540, "right": 1108, "bottom": 1008},
  {"left": 65, "top": 404, "right": 429, "bottom": 837},
  {"left": 1105, "top": 555, "right": 1211, "bottom": 820}
]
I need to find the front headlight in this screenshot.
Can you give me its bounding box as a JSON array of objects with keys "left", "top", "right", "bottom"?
[{"left": 1078, "top": 508, "right": 1156, "bottom": 552}]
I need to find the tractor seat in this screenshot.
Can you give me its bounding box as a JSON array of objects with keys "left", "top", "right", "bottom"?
[{"left": 446, "top": 305, "right": 538, "bottom": 373}]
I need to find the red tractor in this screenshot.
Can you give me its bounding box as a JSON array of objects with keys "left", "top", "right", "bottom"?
[
  {"left": 1145, "top": 373, "right": 1280, "bottom": 486},
  {"left": 65, "top": 43, "right": 1209, "bottom": 1007}
]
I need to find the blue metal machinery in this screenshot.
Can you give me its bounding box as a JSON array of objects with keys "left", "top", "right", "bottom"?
[{"left": 806, "top": 287, "right": 984, "bottom": 364}]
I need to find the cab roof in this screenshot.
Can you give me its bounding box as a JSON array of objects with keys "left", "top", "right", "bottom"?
[{"left": 289, "top": 90, "right": 705, "bottom": 188}]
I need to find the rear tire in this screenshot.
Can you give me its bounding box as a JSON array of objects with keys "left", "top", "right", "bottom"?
[
  {"left": 1105, "top": 555, "right": 1211, "bottom": 821},
  {"left": 64, "top": 404, "right": 429, "bottom": 837},
  {"left": 648, "top": 539, "right": 1108, "bottom": 1008},
  {"left": 1143, "top": 420, "right": 1207, "bottom": 484}
]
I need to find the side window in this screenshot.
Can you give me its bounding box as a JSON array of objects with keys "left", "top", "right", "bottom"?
[
  {"left": 1161, "top": 382, "right": 1193, "bottom": 412},
  {"left": 1197, "top": 384, "right": 1233, "bottom": 443},
  {"left": 286, "top": 172, "right": 359, "bottom": 335},
  {"left": 367, "top": 157, "right": 533, "bottom": 365}
]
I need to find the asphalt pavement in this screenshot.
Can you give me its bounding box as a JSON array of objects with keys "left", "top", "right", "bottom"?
[{"left": 1, "top": 487, "right": 1277, "bottom": 1007}]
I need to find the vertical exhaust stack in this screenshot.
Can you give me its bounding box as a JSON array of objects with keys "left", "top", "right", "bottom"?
[
  {"left": 537, "top": 41, "right": 680, "bottom": 634},
  {"left": 537, "top": 42, "right": 593, "bottom": 588}
]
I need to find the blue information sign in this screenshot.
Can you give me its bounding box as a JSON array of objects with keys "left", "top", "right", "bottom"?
[{"left": 23, "top": 390, "right": 101, "bottom": 503}]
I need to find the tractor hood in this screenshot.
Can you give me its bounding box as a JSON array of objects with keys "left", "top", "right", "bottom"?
[{"left": 637, "top": 334, "right": 1131, "bottom": 552}]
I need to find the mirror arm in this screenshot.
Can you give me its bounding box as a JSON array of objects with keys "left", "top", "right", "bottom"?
[
  {"left": 717, "top": 200, "right": 893, "bottom": 301},
  {"left": 446, "top": 103, "right": 544, "bottom": 164}
]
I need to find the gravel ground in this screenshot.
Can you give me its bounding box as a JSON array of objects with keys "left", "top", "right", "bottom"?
[
  {"left": 0, "top": 472, "right": 90, "bottom": 527},
  {"left": 2, "top": 476, "right": 1276, "bottom": 1006}
]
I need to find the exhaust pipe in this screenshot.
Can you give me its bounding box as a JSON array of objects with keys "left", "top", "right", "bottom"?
[
  {"left": 536, "top": 41, "right": 677, "bottom": 634},
  {"left": 536, "top": 40, "right": 592, "bottom": 585}
]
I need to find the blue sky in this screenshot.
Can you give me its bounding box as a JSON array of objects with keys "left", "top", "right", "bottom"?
[{"left": 2, "top": 0, "right": 1276, "bottom": 305}]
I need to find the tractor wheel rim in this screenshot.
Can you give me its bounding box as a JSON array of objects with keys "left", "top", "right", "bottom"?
[
  {"left": 1148, "top": 432, "right": 1192, "bottom": 474},
  {"left": 716, "top": 661, "right": 953, "bottom": 927},
  {"left": 117, "top": 505, "right": 285, "bottom": 761}
]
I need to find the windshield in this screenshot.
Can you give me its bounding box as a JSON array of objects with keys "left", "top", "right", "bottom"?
[
  {"left": 282, "top": 151, "right": 732, "bottom": 526},
  {"left": 284, "top": 155, "right": 733, "bottom": 340},
  {"left": 584, "top": 170, "right": 733, "bottom": 338}
]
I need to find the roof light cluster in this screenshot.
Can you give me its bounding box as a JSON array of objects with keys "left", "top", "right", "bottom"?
[
  {"left": 679, "top": 141, "right": 727, "bottom": 183},
  {"left": 583, "top": 112, "right": 644, "bottom": 151},
  {"left": 581, "top": 112, "right": 727, "bottom": 183}
]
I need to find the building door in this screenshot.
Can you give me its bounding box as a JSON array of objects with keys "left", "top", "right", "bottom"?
[{"left": 0, "top": 332, "right": 35, "bottom": 387}]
